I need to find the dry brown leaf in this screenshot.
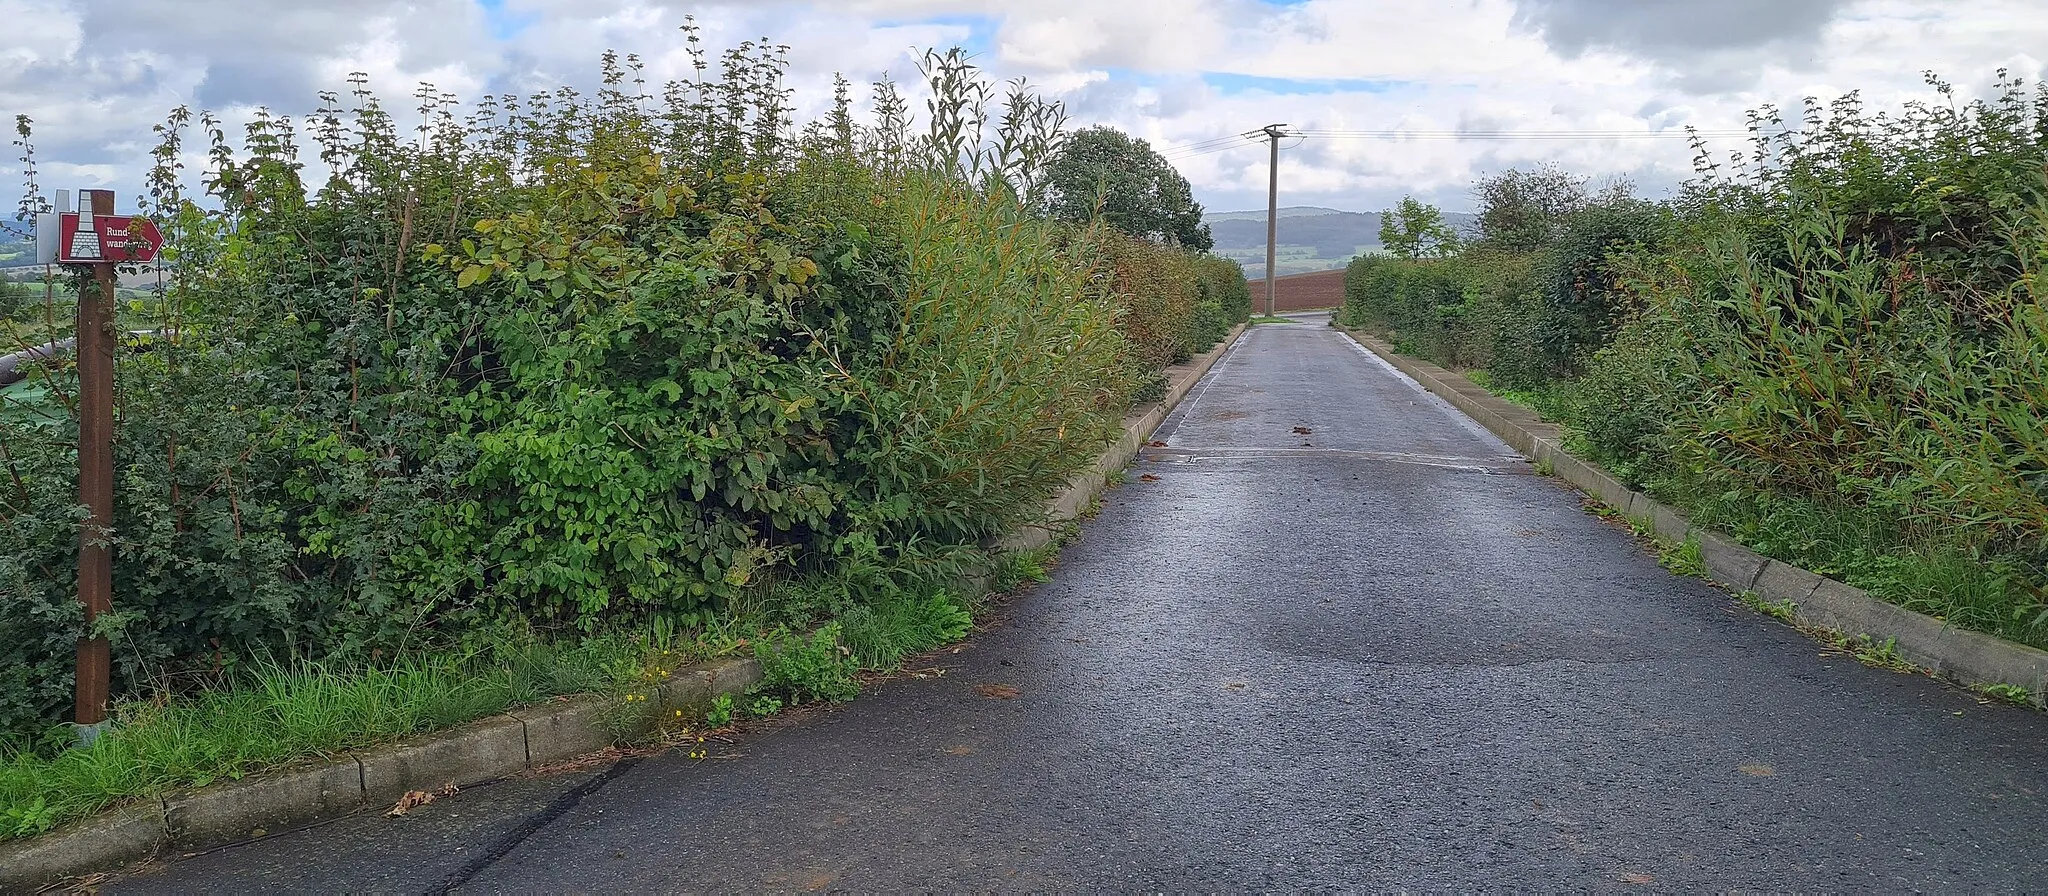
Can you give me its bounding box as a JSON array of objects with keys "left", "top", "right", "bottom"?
[
  {"left": 386, "top": 790, "right": 436, "bottom": 817},
  {"left": 1620, "top": 872, "right": 1656, "bottom": 885},
  {"left": 1739, "top": 764, "right": 1776, "bottom": 777},
  {"left": 1139, "top": 474, "right": 1161, "bottom": 482},
  {"left": 975, "top": 684, "right": 1021, "bottom": 700},
  {"left": 1147, "top": 440, "right": 1167, "bottom": 448}
]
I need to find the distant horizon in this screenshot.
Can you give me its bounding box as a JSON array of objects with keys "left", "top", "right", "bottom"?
[{"left": 1204, "top": 205, "right": 1479, "bottom": 221}]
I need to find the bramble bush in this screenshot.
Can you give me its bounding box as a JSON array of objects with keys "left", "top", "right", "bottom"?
[
  {"left": 1340, "top": 73, "right": 2048, "bottom": 648},
  {"left": 0, "top": 35, "right": 1245, "bottom": 745}
]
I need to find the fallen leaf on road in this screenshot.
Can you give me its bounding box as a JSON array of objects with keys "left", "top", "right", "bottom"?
[
  {"left": 1620, "top": 872, "right": 1656, "bottom": 885},
  {"left": 386, "top": 790, "right": 436, "bottom": 817},
  {"left": 1140, "top": 474, "right": 1161, "bottom": 482},
  {"left": 1739, "top": 764, "right": 1776, "bottom": 777},
  {"left": 1147, "top": 440, "right": 1167, "bottom": 447},
  {"left": 975, "top": 684, "right": 1021, "bottom": 700},
  {"left": 1292, "top": 426, "right": 1313, "bottom": 434}
]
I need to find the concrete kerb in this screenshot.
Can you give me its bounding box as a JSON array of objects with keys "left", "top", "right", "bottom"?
[
  {"left": 0, "top": 805, "right": 168, "bottom": 892},
  {"left": 2, "top": 648, "right": 767, "bottom": 890},
  {"left": 1343, "top": 327, "right": 2048, "bottom": 708},
  {"left": 1694, "top": 532, "right": 1766, "bottom": 592},
  {"left": 163, "top": 759, "right": 364, "bottom": 849},
  {"left": 513, "top": 696, "right": 621, "bottom": 767},
  {"left": 356, "top": 717, "right": 531, "bottom": 808},
  {"left": 1649, "top": 504, "right": 1691, "bottom": 545},
  {"left": 657, "top": 656, "right": 766, "bottom": 719},
  {"left": 1752, "top": 560, "right": 1825, "bottom": 607},
  {"left": 0, "top": 324, "right": 1253, "bottom": 892}
]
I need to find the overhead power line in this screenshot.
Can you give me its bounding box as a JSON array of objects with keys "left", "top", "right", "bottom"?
[
  {"left": 1155, "top": 134, "right": 1255, "bottom": 154},
  {"left": 1157, "top": 126, "right": 1777, "bottom": 161},
  {"left": 1293, "top": 128, "right": 1761, "bottom": 140}
]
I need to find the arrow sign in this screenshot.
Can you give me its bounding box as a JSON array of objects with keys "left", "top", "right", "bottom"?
[{"left": 56, "top": 212, "right": 164, "bottom": 265}]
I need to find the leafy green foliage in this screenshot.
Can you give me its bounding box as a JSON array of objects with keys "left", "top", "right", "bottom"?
[
  {"left": 0, "top": 35, "right": 1205, "bottom": 742},
  {"left": 1037, "top": 127, "right": 1213, "bottom": 251},
  {"left": 1342, "top": 72, "right": 2048, "bottom": 650},
  {"left": 1471, "top": 165, "right": 1590, "bottom": 253},
  {"left": 1378, "top": 196, "right": 1459, "bottom": 259},
  {"left": 754, "top": 623, "right": 859, "bottom": 704}
]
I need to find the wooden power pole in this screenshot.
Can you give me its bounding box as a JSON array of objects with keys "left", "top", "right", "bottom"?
[{"left": 1260, "top": 124, "right": 1289, "bottom": 317}]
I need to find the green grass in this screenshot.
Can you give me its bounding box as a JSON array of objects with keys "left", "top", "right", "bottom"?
[
  {"left": 0, "top": 474, "right": 1069, "bottom": 846},
  {"left": 1465, "top": 369, "right": 1572, "bottom": 420},
  {"left": 1975, "top": 683, "right": 2035, "bottom": 706},
  {"left": 1664, "top": 480, "right": 2048, "bottom": 651},
  {"left": 1738, "top": 591, "right": 1799, "bottom": 623},
  {"left": 0, "top": 638, "right": 649, "bottom": 841},
  {"left": 1249, "top": 315, "right": 1296, "bottom": 325}
]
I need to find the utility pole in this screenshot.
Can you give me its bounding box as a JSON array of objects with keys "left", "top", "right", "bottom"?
[{"left": 1260, "top": 124, "right": 1289, "bottom": 317}]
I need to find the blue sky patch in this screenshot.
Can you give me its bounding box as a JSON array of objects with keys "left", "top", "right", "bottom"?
[
  {"left": 475, "top": 0, "right": 533, "bottom": 40},
  {"left": 873, "top": 14, "right": 997, "bottom": 57}
]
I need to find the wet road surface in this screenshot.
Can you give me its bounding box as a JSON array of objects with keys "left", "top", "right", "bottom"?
[{"left": 116, "top": 317, "right": 2048, "bottom": 892}]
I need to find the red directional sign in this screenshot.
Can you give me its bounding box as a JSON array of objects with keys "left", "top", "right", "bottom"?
[{"left": 56, "top": 212, "right": 163, "bottom": 265}]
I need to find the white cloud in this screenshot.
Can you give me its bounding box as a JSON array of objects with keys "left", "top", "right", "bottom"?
[{"left": 0, "top": 0, "right": 2042, "bottom": 215}]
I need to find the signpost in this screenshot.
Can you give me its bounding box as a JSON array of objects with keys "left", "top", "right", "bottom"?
[{"left": 36, "top": 189, "right": 163, "bottom": 741}]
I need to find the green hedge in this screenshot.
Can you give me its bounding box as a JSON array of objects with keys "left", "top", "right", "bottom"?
[
  {"left": 1339, "top": 74, "right": 2048, "bottom": 650},
  {"left": 0, "top": 46, "right": 1212, "bottom": 744}
]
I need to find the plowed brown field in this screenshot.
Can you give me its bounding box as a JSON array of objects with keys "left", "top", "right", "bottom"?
[{"left": 1246, "top": 268, "right": 1345, "bottom": 313}]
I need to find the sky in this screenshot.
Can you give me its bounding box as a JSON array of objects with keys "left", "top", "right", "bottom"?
[{"left": 1, "top": 0, "right": 2043, "bottom": 216}]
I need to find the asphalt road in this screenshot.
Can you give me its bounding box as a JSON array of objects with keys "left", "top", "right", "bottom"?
[{"left": 116, "top": 316, "right": 2048, "bottom": 892}]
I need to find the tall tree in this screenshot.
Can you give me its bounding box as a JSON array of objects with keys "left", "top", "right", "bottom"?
[
  {"left": 1037, "top": 126, "right": 1213, "bottom": 251},
  {"left": 1378, "top": 196, "right": 1459, "bottom": 259},
  {"left": 1472, "top": 165, "right": 1589, "bottom": 253}
]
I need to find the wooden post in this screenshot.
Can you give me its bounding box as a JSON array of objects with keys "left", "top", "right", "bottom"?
[{"left": 74, "top": 188, "right": 116, "bottom": 730}]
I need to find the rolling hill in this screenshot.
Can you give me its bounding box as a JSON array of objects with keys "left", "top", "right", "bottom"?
[{"left": 1205, "top": 206, "right": 1477, "bottom": 279}]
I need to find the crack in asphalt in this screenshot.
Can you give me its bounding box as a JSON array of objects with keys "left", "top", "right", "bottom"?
[{"left": 422, "top": 756, "right": 643, "bottom": 895}]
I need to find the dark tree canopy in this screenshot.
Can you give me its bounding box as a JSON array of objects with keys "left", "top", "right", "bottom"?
[
  {"left": 1037, "top": 126, "right": 1213, "bottom": 251},
  {"left": 1472, "top": 165, "right": 1589, "bottom": 253}
]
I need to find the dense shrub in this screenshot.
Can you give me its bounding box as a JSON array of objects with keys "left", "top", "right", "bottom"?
[
  {"left": 0, "top": 42, "right": 1207, "bottom": 742},
  {"left": 1340, "top": 73, "right": 2048, "bottom": 647},
  {"left": 1191, "top": 254, "right": 1252, "bottom": 346},
  {"left": 1338, "top": 256, "right": 1479, "bottom": 366}
]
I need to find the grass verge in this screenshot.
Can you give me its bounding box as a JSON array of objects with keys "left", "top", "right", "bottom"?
[
  {"left": 1, "top": 542, "right": 1069, "bottom": 846},
  {"left": 0, "top": 638, "right": 649, "bottom": 841}
]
